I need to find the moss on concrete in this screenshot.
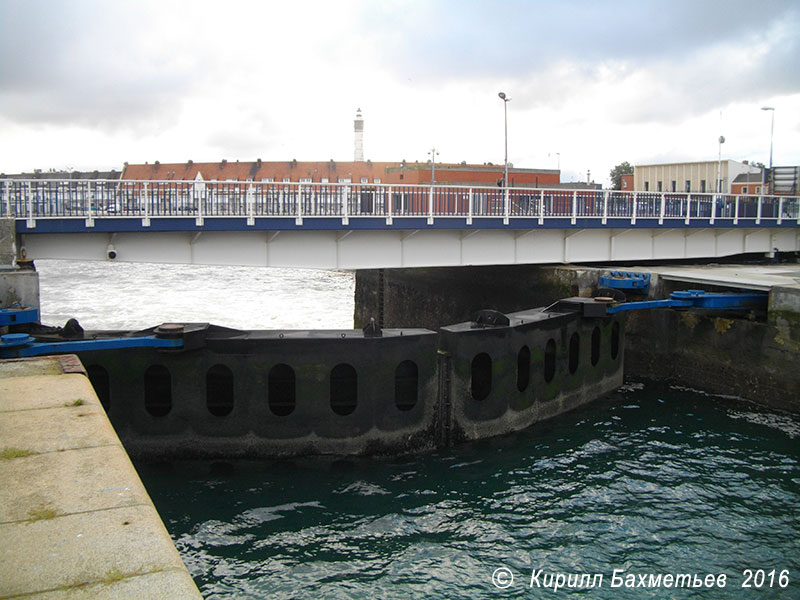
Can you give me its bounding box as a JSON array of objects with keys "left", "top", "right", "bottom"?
[
  {"left": 0, "top": 447, "right": 37, "bottom": 460},
  {"left": 27, "top": 504, "right": 63, "bottom": 521}
]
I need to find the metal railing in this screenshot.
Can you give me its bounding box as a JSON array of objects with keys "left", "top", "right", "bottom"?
[{"left": 2, "top": 179, "right": 798, "bottom": 226}]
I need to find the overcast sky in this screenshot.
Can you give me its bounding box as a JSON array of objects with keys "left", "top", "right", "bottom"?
[{"left": 1, "top": 0, "right": 798, "bottom": 185}]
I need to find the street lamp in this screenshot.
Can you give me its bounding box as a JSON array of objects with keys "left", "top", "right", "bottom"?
[
  {"left": 428, "top": 147, "right": 439, "bottom": 185},
  {"left": 717, "top": 135, "right": 725, "bottom": 193},
  {"left": 761, "top": 106, "right": 775, "bottom": 194},
  {"left": 498, "top": 92, "right": 510, "bottom": 188}
]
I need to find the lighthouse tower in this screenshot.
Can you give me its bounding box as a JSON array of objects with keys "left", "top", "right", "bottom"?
[{"left": 354, "top": 108, "right": 364, "bottom": 162}]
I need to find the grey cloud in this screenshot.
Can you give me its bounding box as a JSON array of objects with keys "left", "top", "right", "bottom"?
[
  {"left": 362, "top": 0, "right": 800, "bottom": 121},
  {"left": 0, "top": 1, "right": 205, "bottom": 129}
]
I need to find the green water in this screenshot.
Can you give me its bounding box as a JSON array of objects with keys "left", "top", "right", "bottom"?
[{"left": 136, "top": 381, "right": 800, "bottom": 599}]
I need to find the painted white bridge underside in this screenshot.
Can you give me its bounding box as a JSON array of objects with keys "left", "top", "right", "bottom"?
[{"left": 21, "top": 228, "right": 800, "bottom": 269}]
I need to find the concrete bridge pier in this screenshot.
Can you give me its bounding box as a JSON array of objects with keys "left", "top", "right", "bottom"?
[
  {"left": 354, "top": 265, "right": 597, "bottom": 330},
  {"left": 0, "top": 218, "right": 39, "bottom": 314}
]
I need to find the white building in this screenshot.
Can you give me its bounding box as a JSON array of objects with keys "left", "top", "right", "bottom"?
[{"left": 634, "top": 160, "right": 761, "bottom": 194}]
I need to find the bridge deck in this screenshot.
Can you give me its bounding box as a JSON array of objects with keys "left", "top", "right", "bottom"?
[{"left": 4, "top": 179, "right": 799, "bottom": 268}]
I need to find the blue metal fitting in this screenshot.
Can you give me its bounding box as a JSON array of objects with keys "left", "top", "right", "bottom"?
[
  {"left": 598, "top": 271, "right": 651, "bottom": 294},
  {"left": 0, "top": 306, "right": 40, "bottom": 327}
]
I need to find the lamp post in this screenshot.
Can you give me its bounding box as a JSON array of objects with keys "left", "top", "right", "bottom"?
[
  {"left": 498, "top": 92, "right": 510, "bottom": 188},
  {"left": 428, "top": 147, "right": 438, "bottom": 185},
  {"left": 717, "top": 135, "right": 725, "bottom": 193},
  {"left": 761, "top": 106, "right": 774, "bottom": 193}
]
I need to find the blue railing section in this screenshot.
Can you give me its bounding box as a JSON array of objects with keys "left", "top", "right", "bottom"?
[{"left": 2, "top": 179, "right": 798, "bottom": 226}]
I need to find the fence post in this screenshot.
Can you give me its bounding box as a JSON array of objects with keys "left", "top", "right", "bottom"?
[
  {"left": 571, "top": 191, "right": 577, "bottom": 225},
  {"left": 734, "top": 195, "right": 739, "bottom": 225},
  {"left": 386, "top": 186, "right": 393, "bottom": 225},
  {"left": 756, "top": 195, "right": 762, "bottom": 225},
  {"left": 84, "top": 181, "right": 94, "bottom": 229},
  {"left": 631, "top": 192, "right": 637, "bottom": 226},
  {"left": 685, "top": 194, "right": 691, "bottom": 225},
  {"left": 777, "top": 196, "right": 784, "bottom": 225},
  {"left": 247, "top": 184, "right": 255, "bottom": 226},
  {"left": 467, "top": 188, "right": 473, "bottom": 225},
  {"left": 342, "top": 185, "right": 349, "bottom": 225},
  {"left": 504, "top": 187, "right": 510, "bottom": 225},
  {"left": 538, "top": 191, "right": 544, "bottom": 226},
  {"left": 142, "top": 182, "right": 150, "bottom": 227},
  {"left": 296, "top": 184, "right": 303, "bottom": 226},
  {"left": 602, "top": 190, "right": 609, "bottom": 225},
  {"left": 428, "top": 185, "right": 434, "bottom": 225},
  {"left": 659, "top": 193, "right": 665, "bottom": 225},
  {"left": 710, "top": 195, "right": 716, "bottom": 225},
  {"left": 25, "top": 181, "right": 36, "bottom": 229}
]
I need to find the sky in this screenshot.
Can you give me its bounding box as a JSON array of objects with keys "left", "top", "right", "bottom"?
[{"left": 1, "top": 0, "right": 799, "bottom": 186}]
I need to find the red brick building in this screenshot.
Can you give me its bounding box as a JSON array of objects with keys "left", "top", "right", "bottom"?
[{"left": 121, "top": 160, "right": 560, "bottom": 188}]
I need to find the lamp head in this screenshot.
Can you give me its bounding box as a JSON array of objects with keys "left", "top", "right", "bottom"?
[
  {"left": 498, "top": 92, "right": 507, "bottom": 100},
  {"left": 761, "top": 106, "right": 774, "bottom": 111}
]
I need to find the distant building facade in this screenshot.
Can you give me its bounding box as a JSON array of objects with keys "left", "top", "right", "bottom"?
[
  {"left": 731, "top": 172, "right": 767, "bottom": 195},
  {"left": 2, "top": 169, "right": 120, "bottom": 180},
  {"left": 633, "top": 160, "right": 761, "bottom": 194},
  {"left": 121, "top": 160, "right": 560, "bottom": 188}
]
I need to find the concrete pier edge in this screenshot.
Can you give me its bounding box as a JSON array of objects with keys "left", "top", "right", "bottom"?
[{"left": 0, "top": 354, "right": 203, "bottom": 599}]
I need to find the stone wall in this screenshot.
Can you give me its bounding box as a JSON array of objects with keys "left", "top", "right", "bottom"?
[{"left": 354, "top": 265, "right": 598, "bottom": 330}]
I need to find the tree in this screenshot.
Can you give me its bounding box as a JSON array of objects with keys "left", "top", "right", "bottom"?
[{"left": 609, "top": 161, "right": 634, "bottom": 190}]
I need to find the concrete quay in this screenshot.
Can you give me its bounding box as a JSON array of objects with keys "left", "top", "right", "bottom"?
[{"left": 0, "top": 355, "right": 202, "bottom": 599}]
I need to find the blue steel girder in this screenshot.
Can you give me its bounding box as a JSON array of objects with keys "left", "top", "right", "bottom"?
[
  {"left": 605, "top": 290, "right": 768, "bottom": 314},
  {"left": 0, "top": 334, "right": 183, "bottom": 359}
]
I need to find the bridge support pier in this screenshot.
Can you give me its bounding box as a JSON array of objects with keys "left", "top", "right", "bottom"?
[
  {"left": 354, "top": 265, "right": 599, "bottom": 330},
  {"left": 0, "top": 218, "right": 40, "bottom": 313}
]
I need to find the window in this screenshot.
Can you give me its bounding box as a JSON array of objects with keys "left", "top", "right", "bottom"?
[
  {"left": 394, "top": 361, "right": 418, "bottom": 411},
  {"left": 657, "top": 181, "right": 663, "bottom": 192},
  {"left": 644, "top": 182, "right": 650, "bottom": 191},
  {"left": 261, "top": 177, "right": 274, "bottom": 183},
  {"left": 339, "top": 178, "right": 352, "bottom": 184},
  {"left": 144, "top": 365, "right": 171, "bottom": 417},
  {"left": 517, "top": 346, "right": 531, "bottom": 392},
  {"left": 471, "top": 353, "right": 492, "bottom": 401},
  {"left": 568, "top": 332, "right": 580, "bottom": 374},
  {"left": 282, "top": 177, "right": 290, "bottom": 183},
  {"left": 299, "top": 177, "right": 312, "bottom": 183},
  {"left": 700, "top": 180, "right": 706, "bottom": 193},
  {"left": 373, "top": 178, "right": 381, "bottom": 184},
  {"left": 330, "top": 363, "right": 357, "bottom": 416},
  {"left": 268, "top": 364, "right": 296, "bottom": 416},
  {"left": 206, "top": 364, "right": 234, "bottom": 417},
  {"left": 742, "top": 186, "right": 748, "bottom": 194},
  {"left": 755, "top": 186, "right": 761, "bottom": 194},
  {"left": 321, "top": 178, "right": 329, "bottom": 183},
  {"left": 360, "top": 177, "right": 369, "bottom": 184},
  {"left": 591, "top": 327, "right": 601, "bottom": 366},
  {"left": 671, "top": 180, "right": 676, "bottom": 192},
  {"left": 685, "top": 180, "right": 691, "bottom": 193}
]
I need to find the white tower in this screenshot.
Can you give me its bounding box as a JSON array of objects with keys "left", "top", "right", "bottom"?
[{"left": 354, "top": 108, "right": 364, "bottom": 162}]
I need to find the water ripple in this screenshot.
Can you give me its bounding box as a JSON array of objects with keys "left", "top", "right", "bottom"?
[{"left": 137, "top": 382, "right": 800, "bottom": 599}]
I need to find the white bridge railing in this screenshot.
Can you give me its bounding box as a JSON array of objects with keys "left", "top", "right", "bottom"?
[{"left": 2, "top": 178, "right": 799, "bottom": 227}]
